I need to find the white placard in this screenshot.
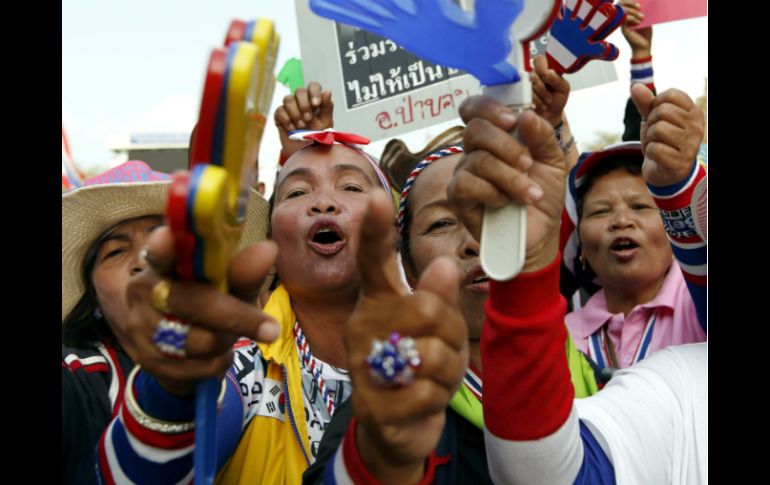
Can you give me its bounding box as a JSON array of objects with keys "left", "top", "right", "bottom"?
[{"left": 296, "top": 0, "right": 618, "bottom": 142}]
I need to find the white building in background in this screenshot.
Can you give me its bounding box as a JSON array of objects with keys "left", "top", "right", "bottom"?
[{"left": 108, "top": 132, "right": 190, "bottom": 175}]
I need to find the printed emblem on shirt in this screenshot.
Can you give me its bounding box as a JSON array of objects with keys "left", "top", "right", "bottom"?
[
  {"left": 231, "top": 342, "right": 268, "bottom": 420},
  {"left": 256, "top": 378, "right": 286, "bottom": 421},
  {"left": 660, "top": 206, "right": 698, "bottom": 239}
]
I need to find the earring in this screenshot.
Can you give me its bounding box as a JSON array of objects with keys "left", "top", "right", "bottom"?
[
  {"left": 579, "top": 255, "right": 587, "bottom": 271},
  {"left": 93, "top": 308, "right": 103, "bottom": 320}
]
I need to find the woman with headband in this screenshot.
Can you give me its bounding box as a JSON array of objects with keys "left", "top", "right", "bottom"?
[
  {"left": 95, "top": 127, "right": 401, "bottom": 485},
  {"left": 303, "top": 125, "right": 598, "bottom": 484}
]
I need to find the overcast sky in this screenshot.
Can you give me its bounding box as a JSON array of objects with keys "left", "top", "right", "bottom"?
[{"left": 63, "top": 0, "right": 706, "bottom": 192}]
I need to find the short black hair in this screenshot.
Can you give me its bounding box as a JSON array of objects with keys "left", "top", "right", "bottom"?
[{"left": 575, "top": 154, "right": 643, "bottom": 221}]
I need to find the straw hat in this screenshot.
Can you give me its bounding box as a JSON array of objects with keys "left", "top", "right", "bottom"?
[{"left": 62, "top": 161, "right": 269, "bottom": 321}]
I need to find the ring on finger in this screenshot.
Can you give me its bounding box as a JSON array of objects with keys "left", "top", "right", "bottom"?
[{"left": 151, "top": 278, "right": 173, "bottom": 315}]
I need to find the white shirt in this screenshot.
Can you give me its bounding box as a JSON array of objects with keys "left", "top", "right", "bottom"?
[
  {"left": 484, "top": 343, "right": 707, "bottom": 485},
  {"left": 576, "top": 343, "right": 708, "bottom": 484}
]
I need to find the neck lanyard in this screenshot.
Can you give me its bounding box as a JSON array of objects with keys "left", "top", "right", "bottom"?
[
  {"left": 588, "top": 310, "right": 658, "bottom": 370},
  {"left": 292, "top": 320, "right": 337, "bottom": 416}
]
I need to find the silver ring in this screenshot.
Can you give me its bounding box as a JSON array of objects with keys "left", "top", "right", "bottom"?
[
  {"left": 152, "top": 317, "right": 190, "bottom": 358},
  {"left": 366, "top": 332, "right": 421, "bottom": 386}
]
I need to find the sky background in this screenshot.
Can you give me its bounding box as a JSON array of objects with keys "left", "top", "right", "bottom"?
[{"left": 63, "top": 0, "right": 707, "bottom": 193}]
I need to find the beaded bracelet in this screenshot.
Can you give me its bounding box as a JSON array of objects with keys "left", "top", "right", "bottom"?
[{"left": 554, "top": 122, "right": 576, "bottom": 153}]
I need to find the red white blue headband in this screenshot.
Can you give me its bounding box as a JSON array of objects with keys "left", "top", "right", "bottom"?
[{"left": 397, "top": 145, "right": 464, "bottom": 234}]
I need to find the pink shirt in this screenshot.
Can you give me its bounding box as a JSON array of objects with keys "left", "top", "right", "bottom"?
[{"left": 566, "top": 263, "right": 706, "bottom": 369}]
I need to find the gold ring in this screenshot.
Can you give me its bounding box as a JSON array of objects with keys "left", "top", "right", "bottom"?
[{"left": 151, "top": 279, "right": 173, "bottom": 315}]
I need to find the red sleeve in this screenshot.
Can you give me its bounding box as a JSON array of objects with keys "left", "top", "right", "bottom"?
[{"left": 482, "top": 255, "right": 573, "bottom": 441}]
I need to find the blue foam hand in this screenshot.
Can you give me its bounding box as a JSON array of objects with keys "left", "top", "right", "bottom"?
[
  {"left": 545, "top": 0, "right": 626, "bottom": 74},
  {"left": 309, "top": 0, "right": 524, "bottom": 85}
]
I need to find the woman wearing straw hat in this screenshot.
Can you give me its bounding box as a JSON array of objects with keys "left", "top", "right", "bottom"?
[{"left": 61, "top": 160, "right": 268, "bottom": 485}]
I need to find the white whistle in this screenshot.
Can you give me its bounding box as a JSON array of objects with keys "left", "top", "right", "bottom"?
[
  {"left": 479, "top": 0, "right": 560, "bottom": 281},
  {"left": 480, "top": 189, "right": 527, "bottom": 280}
]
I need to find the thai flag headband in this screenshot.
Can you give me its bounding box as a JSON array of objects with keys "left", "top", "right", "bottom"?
[
  {"left": 286, "top": 129, "right": 392, "bottom": 194},
  {"left": 397, "top": 145, "right": 464, "bottom": 235}
]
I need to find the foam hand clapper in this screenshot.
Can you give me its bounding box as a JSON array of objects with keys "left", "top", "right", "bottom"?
[
  {"left": 168, "top": 32, "right": 266, "bottom": 485},
  {"left": 546, "top": 0, "right": 626, "bottom": 74}
]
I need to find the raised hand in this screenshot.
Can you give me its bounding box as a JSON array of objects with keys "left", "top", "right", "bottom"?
[
  {"left": 619, "top": 0, "right": 652, "bottom": 58},
  {"left": 530, "top": 55, "right": 571, "bottom": 127},
  {"left": 631, "top": 85, "right": 705, "bottom": 187},
  {"left": 123, "top": 227, "right": 280, "bottom": 396},
  {"left": 448, "top": 97, "right": 567, "bottom": 273},
  {"left": 274, "top": 81, "right": 334, "bottom": 159},
  {"left": 346, "top": 191, "right": 468, "bottom": 482},
  {"left": 546, "top": 0, "right": 626, "bottom": 74}
]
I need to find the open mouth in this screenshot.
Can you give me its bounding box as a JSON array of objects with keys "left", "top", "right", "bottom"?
[
  {"left": 312, "top": 228, "right": 342, "bottom": 245},
  {"left": 471, "top": 275, "right": 490, "bottom": 284},
  {"left": 610, "top": 238, "right": 639, "bottom": 251},
  {"left": 308, "top": 221, "right": 346, "bottom": 256},
  {"left": 464, "top": 266, "right": 491, "bottom": 292},
  {"left": 609, "top": 237, "right": 639, "bottom": 261}
]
